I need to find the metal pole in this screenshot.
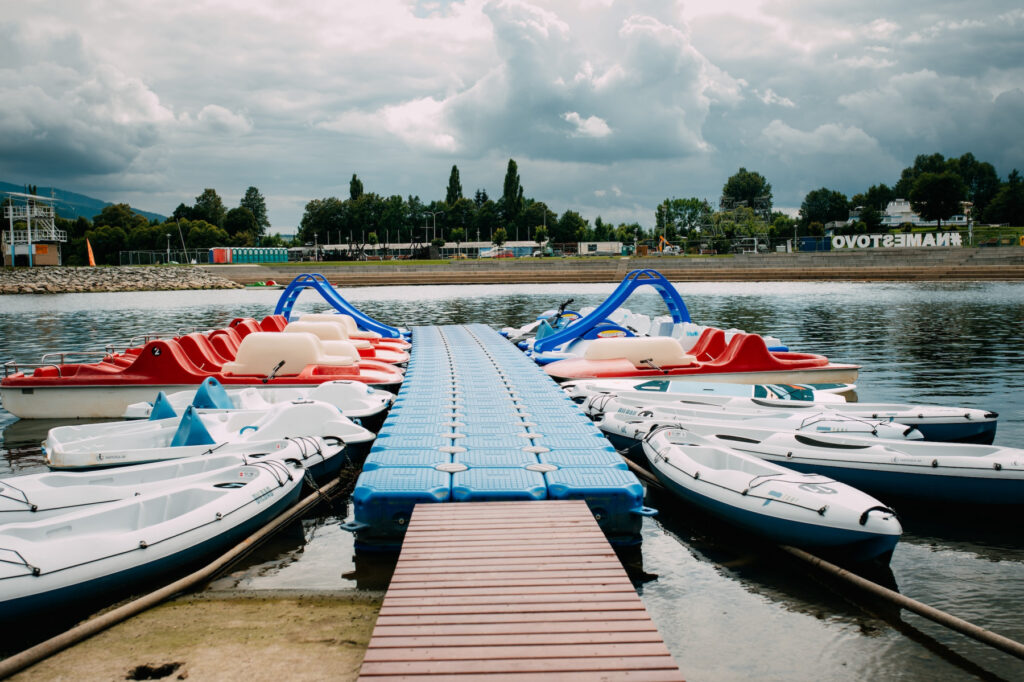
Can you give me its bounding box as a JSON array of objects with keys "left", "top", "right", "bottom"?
[
  {"left": 26, "top": 196, "right": 33, "bottom": 267},
  {"left": 7, "top": 196, "right": 13, "bottom": 266}
]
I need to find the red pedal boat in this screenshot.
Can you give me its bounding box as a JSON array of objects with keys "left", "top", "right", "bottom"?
[
  {"left": 543, "top": 328, "right": 859, "bottom": 385},
  {"left": 1, "top": 321, "right": 404, "bottom": 418}
]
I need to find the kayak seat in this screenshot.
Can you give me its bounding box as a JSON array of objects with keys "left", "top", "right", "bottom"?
[
  {"left": 703, "top": 333, "right": 829, "bottom": 372},
  {"left": 229, "top": 318, "right": 263, "bottom": 338},
  {"left": 177, "top": 333, "right": 229, "bottom": 371},
  {"left": 208, "top": 332, "right": 238, "bottom": 360},
  {"left": 170, "top": 406, "right": 216, "bottom": 447},
  {"left": 687, "top": 328, "right": 728, "bottom": 362},
  {"left": 207, "top": 327, "right": 241, "bottom": 352},
  {"left": 583, "top": 337, "right": 697, "bottom": 368},
  {"left": 259, "top": 314, "right": 289, "bottom": 332},
  {"left": 221, "top": 332, "right": 356, "bottom": 377},
  {"left": 192, "top": 377, "right": 235, "bottom": 410},
  {"left": 286, "top": 321, "right": 372, "bottom": 349},
  {"left": 335, "top": 313, "right": 383, "bottom": 340}
]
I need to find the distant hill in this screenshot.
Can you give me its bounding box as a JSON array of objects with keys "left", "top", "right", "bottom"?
[{"left": 0, "top": 182, "right": 167, "bottom": 223}]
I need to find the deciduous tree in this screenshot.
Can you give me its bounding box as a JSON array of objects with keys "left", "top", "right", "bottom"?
[
  {"left": 986, "top": 169, "right": 1024, "bottom": 226},
  {"left": 799, "top": 188, "right": 850, "bottom": 227},
  {"left": 909, "top": 172, "right": 966, "bottom": 227},
  {"left": 192, "top": 189, "right": 227, "bottom": 228},
  {"left": 721, "top": 168, "right": 773, "bottom": 216}
]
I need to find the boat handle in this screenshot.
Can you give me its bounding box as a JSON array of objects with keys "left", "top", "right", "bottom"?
[
  {"left": 630, "top": 506, "right": 659, "bottom": 517},
  {"left": 859, "top": 505, "right": 897, "bottom": 526},
  {"left": 262, "top": 360, "right": 286, "bottom": 384}
]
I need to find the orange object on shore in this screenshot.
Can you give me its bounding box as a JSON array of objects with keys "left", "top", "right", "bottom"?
[{"left": 86, "top": 238, "right": 96, "bottom": 266}]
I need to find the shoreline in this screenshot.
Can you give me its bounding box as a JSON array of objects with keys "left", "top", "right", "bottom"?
[{"left": 3, "top": 247, "right": 1024, "bottom": 294}]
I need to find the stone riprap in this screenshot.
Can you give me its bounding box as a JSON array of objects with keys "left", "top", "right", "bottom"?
[{"left": 0, "top": 266, "right": 245, "bottom": 294}]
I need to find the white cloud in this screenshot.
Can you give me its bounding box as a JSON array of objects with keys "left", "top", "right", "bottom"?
[
  {"left": 756, "top": 89, "right": 796, "bottom": 107},
  {"left": 562, "top": 112, "right": 612, "bottom": 138},
  {"left": 760, "top": 120, "right": 880, "bottom": 155},
  {"left": 193, "top": 105, "right": 253, "bottom": 136}
]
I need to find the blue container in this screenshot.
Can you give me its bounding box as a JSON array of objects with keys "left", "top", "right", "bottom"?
[
  {"left": 372, "top": 433, "right": 454, "bottom": 450},
  {"left": 458, "top": 421, "right": 530, "bottom": 435},
  {"left": 531, "top": 432, "right": 609, "bottom": 449},
  {"left": 539, "top": 449, "right": 627, "bottom": 470},
  {"left": 451, "top": 468, "right": 546, "bottom": 502},
  {"left": 350, "top": 467, "right": 451, "bottom": 541},
  {"left": 363, "top": 449, "right": 453, "bottom": 470},
  {"left": 459, "top": 434, "right": 536, "bottom": 450},
  {"left": 456, "top": 451, "right": 539, "bottom": 468},
  {"left": 545, "top": 467, "right": 650, "bottom": 545}
]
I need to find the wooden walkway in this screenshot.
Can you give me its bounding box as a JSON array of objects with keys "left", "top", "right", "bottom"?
[{"left": 358, "top": 500, "right": 683, "bottom": 680}]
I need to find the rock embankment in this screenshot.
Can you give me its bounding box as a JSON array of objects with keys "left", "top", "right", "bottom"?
[{"left": 0, "top": 266, "right": 245, "bottom": 294}]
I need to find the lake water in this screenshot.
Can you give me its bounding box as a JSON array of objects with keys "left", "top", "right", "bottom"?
[{"left": 1, "top": 280, "right": 1023, "bottom": 680}]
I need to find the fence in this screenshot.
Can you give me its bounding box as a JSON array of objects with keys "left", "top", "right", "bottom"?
[{"left": 119, "top": 250, "right": 207, "bottom": 265}]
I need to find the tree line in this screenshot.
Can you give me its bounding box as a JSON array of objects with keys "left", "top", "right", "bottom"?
[
  {"left": 9, "top": 151, "right": 1023, "bottom": 265},
  {"left": 655, "top": 154, "right": 1023, "bottom": 252},
  {"left": 296, "top": 160, "right": 645, "bottom": 255},
  {"left": 13, "top": 187, "right": 277, "bottom": 265}
]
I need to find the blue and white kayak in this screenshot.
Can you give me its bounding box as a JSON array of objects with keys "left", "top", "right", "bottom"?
[
  {"left": 637, "top": 418, "right": 1024, "bottom": 505},
  {"left": 122, "top": 377, "right": 394, "bottom": 432},
  {"left": 44, "top": 400, "right": 374, "bottom": 471},
  {"left": 584, "top": 392, "right": 995, "bottom": 444},
  {"left": 642, "top": 426, "right": 901, "bottom": 562},
  {"left": 0, "top": 458, "right": 303, "bottom": 623},
  {"left": 561, "top": 378, "right": 853, "bottom": 404}
]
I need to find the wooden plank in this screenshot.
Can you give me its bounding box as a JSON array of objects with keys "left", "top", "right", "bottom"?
[
  {"left": 369, "top": 620, "right": 658, "bottom": 637},
  {"left": 363, "top": 643, "right": 675, "bottom": 662},
  {"left": 356, "top": 670, "right": 684, "bottom": 682},
  {"left": 367, "top": 631, "right": 665, "bottom": 647},
  {"left": 359, "top": 500, "right": 682, "bottom": 680},
  {"left": 372, "top": 610, "right": 657, "bottom": 626},
  {"left": 359, "top": 655, "right": 682, "bottom": 676}
]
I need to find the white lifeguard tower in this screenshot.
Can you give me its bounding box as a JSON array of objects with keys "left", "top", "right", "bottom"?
[{"left": 3, "top": 191, "right": 67, "bottom": 266}]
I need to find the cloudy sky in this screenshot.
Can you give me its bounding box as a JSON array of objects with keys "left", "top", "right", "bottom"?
[{"left": 2, "top": 0, "right": 1022, "bottom": 229}]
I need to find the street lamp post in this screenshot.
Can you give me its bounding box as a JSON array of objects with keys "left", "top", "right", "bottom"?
[
  {"left": 165, "top": 233, "right": 170, "bottom": 263},
  {"left": 429, "top": 211, "right": 440, "bottom": 242}
]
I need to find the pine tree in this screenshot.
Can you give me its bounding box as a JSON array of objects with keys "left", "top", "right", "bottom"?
[
  {"left": 502, "top": 159, "right": 523, "bottom": 222},
  {"left": 240, "top": 186, "right": 270, "bottom": 236},
  {"left": 446, "top": 166, "right": 463, "bottom": 205}
]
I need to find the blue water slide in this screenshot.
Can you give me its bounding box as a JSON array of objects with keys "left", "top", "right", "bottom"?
[
  {"left": 532, "top": 269, "right": 691, "bottom": 353},
  {"left": 273, "top": 273, "right": 407, "bottom": 339}
]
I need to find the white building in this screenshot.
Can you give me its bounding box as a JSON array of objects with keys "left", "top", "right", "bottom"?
[{"left": 880, "top": 199, "right": 967, "bottom": 228}]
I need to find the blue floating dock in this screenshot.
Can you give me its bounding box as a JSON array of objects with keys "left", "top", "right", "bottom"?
[{"left": 345, "top": 324, "right": 654, "bottom": 548}]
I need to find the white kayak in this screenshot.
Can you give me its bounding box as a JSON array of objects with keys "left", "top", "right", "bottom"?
[
  {"left": 122, "top": 377, "right": 394, "bottom": 431},
  {"left": 0, "top": 438, "right": 343, "bottom": 524},
  {"left": 561, "top": 378, "right": 853, "bottom": 404},
  {"left": 642, "top": 426, "right": 901, "bottom": 562},
  {"left": 0, "top": 458, "right": 303, "bottom": 623},
  {"left": 584, "top": 391, "right": 996, "bottom": 444},
  {"left": 596, "top": 401, "right": 920, "bottom": 458},
  {"left": 628, "top": 417, "right": 1024, "bottom": 505},
  {"left": 44, "top": 400, "right": 374, "bottom": 470}
]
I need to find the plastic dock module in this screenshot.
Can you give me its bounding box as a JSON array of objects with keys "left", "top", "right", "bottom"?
[
  {"left": 345, "top": 324, "right": 655, "bottom": 548},
  {"left": 358, "top": 500, "right": 684, "bottom": 680}
]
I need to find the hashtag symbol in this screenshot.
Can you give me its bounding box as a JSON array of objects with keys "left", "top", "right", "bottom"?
[{"left": 950, "top": 233, "right": 962, "bottom": 246}]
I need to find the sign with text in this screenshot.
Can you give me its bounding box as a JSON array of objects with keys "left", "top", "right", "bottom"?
[{"left": 831, "top": 232, "right": 963, "bottom": 249}]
